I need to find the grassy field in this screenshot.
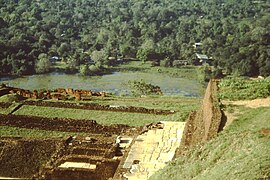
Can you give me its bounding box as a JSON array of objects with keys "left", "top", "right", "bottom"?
[
  {"left": 150, "top": 105, "right": 270, "bottom": 180},
  {"left": 14, "top": 96, "right": 201, "bottom": 127}
]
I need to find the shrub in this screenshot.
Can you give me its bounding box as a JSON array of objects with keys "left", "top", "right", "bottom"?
[{"left": 126, "top": 80, "right": 163, "bottom": 96}]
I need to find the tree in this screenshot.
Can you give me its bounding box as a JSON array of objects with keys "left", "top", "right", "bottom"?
[
  {"left": 1, "top": 0, "right": 270, "bottom": 77},
  {"left": 79, "top": 64, "right": 90, "bottom": 76},
  {"left": 57, "top": 43, "right": 71, "bottom": 58},
  {"left": 65, "top": 56, "right": 78, "bottom": 74},
  {"left": 35, "top": 53, "right": 51, "bottom": 73},
  {"left": 136, "top": 39, "right": 156, "bottom": 62},
  {"left": 91, "top": 49, "right": 108, "bottom": 67}
]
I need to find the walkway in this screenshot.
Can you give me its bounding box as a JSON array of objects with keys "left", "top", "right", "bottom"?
[{"left": 123, "top": 121, "right": 186, "bottom": 179}]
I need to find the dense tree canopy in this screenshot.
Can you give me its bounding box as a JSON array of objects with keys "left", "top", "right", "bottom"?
[{"left": 0, "top": 0, "right": 269, "bottom": 76}]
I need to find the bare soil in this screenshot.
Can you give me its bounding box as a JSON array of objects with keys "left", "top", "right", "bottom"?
[
  {"left": 0, "top": 137, "right": 65, "bottom": 178},
  {"left": 0, "top": 114, "right": 139, "bottom": 135},
  {"left": 0, "top": 102, "right": 12, "bottom": 108},
  {"left": 222, "top": 97, "right": 270, "bottom": 108}
]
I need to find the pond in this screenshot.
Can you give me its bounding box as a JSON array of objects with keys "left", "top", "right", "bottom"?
[{"left": 0, "top": 72, "right": 203, "bottom": 97}]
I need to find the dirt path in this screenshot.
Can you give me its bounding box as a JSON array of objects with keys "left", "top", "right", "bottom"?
[
  {"left": 222, "top": 110, "right": 238, "bottom": 129},
  {"left": 222, "top": 97, "right": 270, "bottom": 108},
  {"left": 222, "top": 97, "right": 270, "bottom": 128}
]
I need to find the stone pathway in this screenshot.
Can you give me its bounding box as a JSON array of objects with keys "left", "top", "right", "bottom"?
[{"left": 123, "top": 121, "right": 186, "bottom": 180}]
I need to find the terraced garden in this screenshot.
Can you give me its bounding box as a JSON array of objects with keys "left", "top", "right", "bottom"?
[{"left": 0, "top": 83, "right": 201, "bottom": 179}]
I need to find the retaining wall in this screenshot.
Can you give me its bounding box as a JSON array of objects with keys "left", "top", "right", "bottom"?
[{"left": 176, "top": 79, "right": 223, "bottom": 156}]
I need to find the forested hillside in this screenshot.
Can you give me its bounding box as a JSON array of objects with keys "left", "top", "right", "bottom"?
[{"left": 0, "top": 0, "right": 269, "bottom": 76}]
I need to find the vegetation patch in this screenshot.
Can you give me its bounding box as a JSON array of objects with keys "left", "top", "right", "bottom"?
[
  {"left": 14, "top": 105, "right": 175, "bottom": 127},
  {"left": 0, "top": 126, "right": 88, "bottom": 138},
  {"left": 218, "top": 77, "right": 270, "bottom": 100},
  {"left": 126, "top": 80, "right": 163, "bottom": 96},
  {"left": 0, "top": 94, "right": 26, "bottom": 103},
  {"left": 113, "top": 60, "right": 200, "bottom": 80}
]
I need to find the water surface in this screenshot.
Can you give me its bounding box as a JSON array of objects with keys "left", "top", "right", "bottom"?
[{"left": 0, "top": 72, "right": 203, "bottom": 97}]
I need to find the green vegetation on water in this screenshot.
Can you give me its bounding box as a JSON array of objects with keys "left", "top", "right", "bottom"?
[
  {"left": 150, "top": 106, "right": 270, "bottom": 180},
  {"left": 218, "top": 76, "right": 270, "bottom": 100}
]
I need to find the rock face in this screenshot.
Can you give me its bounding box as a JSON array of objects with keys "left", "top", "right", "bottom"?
[{"left": 176, "top": 79, "right": 224, "bottom": 156}]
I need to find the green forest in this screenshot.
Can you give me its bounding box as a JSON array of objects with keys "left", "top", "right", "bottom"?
[{"left": 0, "top": 0, "right": 269, "bottom": 76}]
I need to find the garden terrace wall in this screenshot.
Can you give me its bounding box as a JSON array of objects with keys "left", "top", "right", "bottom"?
[
  {"left": 176, "top": 79, "right": 223, "bottom": 156},
  {"left": 23, "top": 101, "right": 175, "bottom": 115}
]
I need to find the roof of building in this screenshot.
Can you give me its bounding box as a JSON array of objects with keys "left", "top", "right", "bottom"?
[{"left": 196, "top": 53, "right": 209, "bottom": 60}]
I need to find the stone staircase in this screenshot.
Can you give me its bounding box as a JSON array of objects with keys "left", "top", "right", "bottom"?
[{"left": 121, "top": 121, "right": 186, "bottom": 179}]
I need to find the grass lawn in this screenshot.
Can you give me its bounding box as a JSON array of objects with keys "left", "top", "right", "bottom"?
[
  {"left": 14, "top": 96, "right": 201, "bottom": 127},
  {"left": 150, "top": 106, "right": 270, "bottom": 180}
]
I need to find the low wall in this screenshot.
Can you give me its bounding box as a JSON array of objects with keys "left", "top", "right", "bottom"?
[{"left": 176, "top": 79, "right": 224, "bottom": 156}]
